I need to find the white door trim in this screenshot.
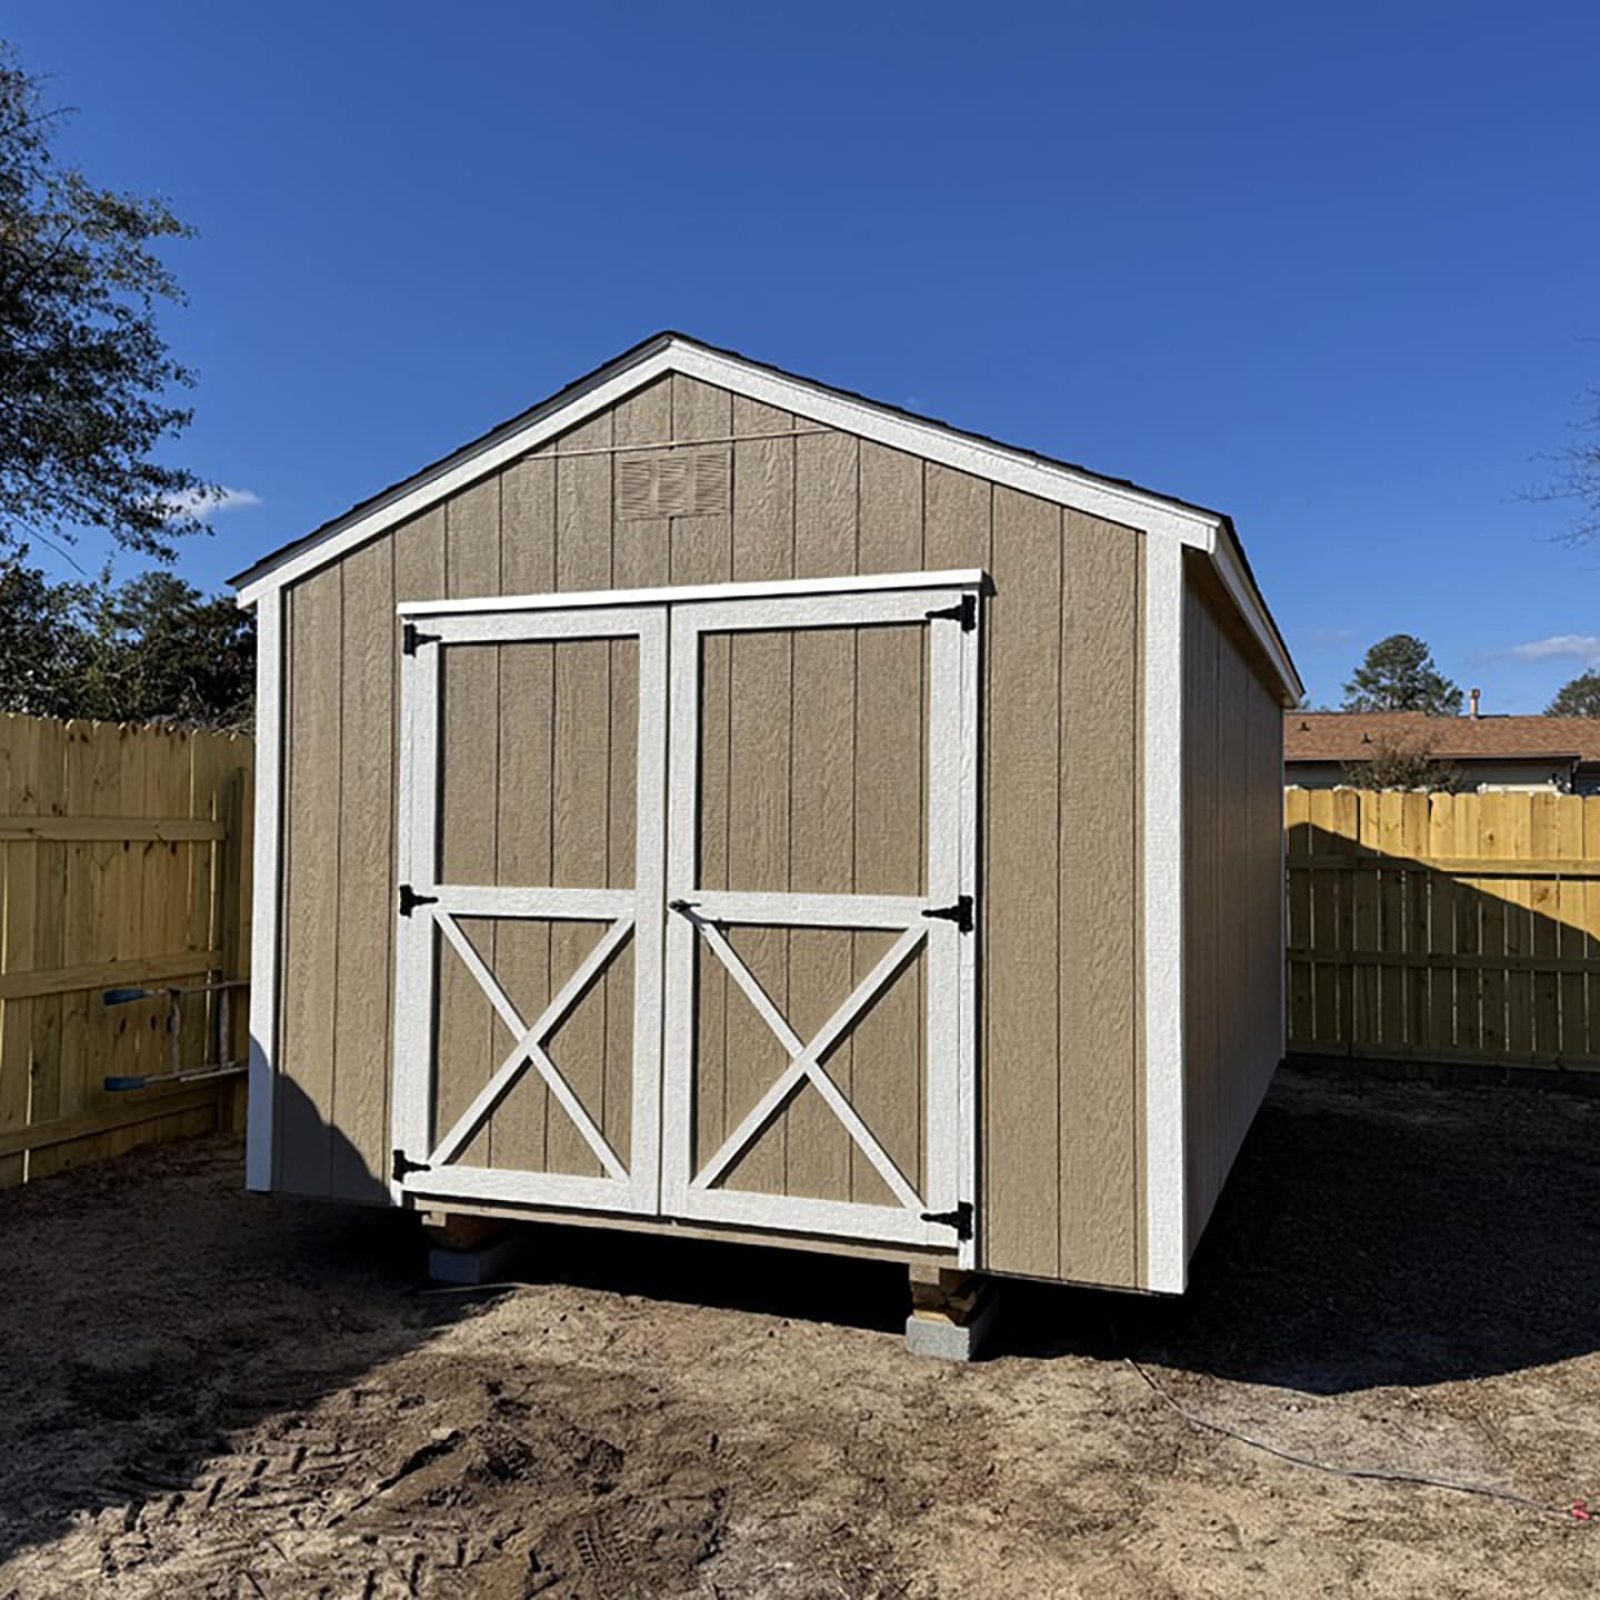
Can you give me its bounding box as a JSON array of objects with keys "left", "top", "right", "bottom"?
[{"left": 396, "top": 568, "right": 989, "bottom": 620}]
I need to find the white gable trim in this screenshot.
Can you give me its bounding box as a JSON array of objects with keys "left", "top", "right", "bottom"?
[{"left": 233, "top": 336, "right": 1301, "bottom": 701}]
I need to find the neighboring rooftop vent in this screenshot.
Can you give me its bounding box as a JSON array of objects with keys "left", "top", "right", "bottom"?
[
  {"left": 1470, "top": 687, "right": 1481, "bottom": 719},
  {"left": 617, "top": 448, "right": 730, "bottom": 520}
]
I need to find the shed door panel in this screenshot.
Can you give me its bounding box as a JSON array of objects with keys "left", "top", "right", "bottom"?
[
  {"left": 391, "top": 608, "right": 665, "bottom": 1214},
  {"left": 692, "top": 624, "right": 932, "bottom": 1207},
  {"left": 663, "top": 589, "right": 978, "bottom": 1259}
]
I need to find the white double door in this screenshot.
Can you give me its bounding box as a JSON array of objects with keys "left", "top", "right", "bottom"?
[{"left": 391, "top": 579, "right": 979, "bottom": 1256}]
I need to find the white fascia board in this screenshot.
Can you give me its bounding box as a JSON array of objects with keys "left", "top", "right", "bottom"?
[
  {"left": 397, "top": 567, "right": 988, "bottom": 618},
  {"left": 234, "top": 335, "right": 1299, "bottom": 706},
  {"left": 236, "top": 337, "right": 1216, "bottom": 607},
  {"left": 669, "top": 343, "right": 1216, "bottom": 548},
  {"left": 234, "top": 340, "right": 679, "bottom": 605},
  {"left": 1209, "top": 529, "right": 1304, "bottom": 706}
]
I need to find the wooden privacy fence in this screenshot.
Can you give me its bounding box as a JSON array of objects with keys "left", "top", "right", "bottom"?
[
  {"left": 0, "top": 715, "right": 253, "bottom": 1185},
  {"left": 1286, "top": 787, "right": 1600, "bottom": 1073}
]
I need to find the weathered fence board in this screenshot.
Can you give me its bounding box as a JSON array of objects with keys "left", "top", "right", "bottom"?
[
  {"left": 0, "top": 715, "right": 253, "bottom": 1185},
  {"left": 1286, "top": 787, "right": 1600, "bottom": 1073}
]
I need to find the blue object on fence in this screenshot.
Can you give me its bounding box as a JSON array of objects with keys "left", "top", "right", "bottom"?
[
  {"left": 102, "top": 987, "right": 152, "bottom": 1006},
  {"left": 103, "top": 1075, "right": 149, "bottom": 1091}
]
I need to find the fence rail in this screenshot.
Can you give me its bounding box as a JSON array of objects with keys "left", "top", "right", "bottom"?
[
  {"left": 1286, "top": 787, "right": 1600, "bottom": 1072},
  {"left": 0, "top": 714, "right": 254, "bottom": 1185}
]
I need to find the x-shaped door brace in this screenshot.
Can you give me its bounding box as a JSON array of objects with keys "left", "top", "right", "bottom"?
[
  {"left": 428, "top": 912, "right": 634, "bottom": 1180},
  {"left": 687, "top": 915, "right": 928, "bottom": 1211}
]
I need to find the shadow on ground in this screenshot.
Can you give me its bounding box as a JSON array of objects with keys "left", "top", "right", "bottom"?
[
  {"left": 0, "top": 1129, "right": 469, "bottom": 1569},
  {"left": 994, "top": 1062, "right": 1600, "bottom": 1394},
  {"left": 5, "top": 1061, "right": 1597, "bottom": 1573}
]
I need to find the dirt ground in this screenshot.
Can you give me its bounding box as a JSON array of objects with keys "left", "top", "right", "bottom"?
[{"left": 2, "top": 1065, "right": 1598, "bottom": 1598}]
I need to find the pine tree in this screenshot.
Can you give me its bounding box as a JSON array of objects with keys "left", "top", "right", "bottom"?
[{"left": 1342, "top": 634, "right": 1464, "bottom": 715}]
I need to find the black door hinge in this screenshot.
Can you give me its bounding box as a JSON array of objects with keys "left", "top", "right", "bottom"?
[
  {"left": 402, "top": 621, "right": 441, "bottom": 656},
  {"left": 398, "top": 883, "right": 439, "bottom": 917},
  {"left": 925, "top": 593, "right": 977, "bottom": 631},
  {"left": 920, "top": 1200, "right": 974, "bottom": 1241},
  {"left": 392, "top": 1149, "right": 431, "bottom": 1181},
  {"left": 922, "top": 894, "right": 974, "bottom": 933}
]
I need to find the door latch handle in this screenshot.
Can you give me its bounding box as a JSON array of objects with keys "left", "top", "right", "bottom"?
[
  {"left": 920, "top": 1200, "right": 974, "bottom": 1240},
  {"left": 668, "top": 898, "right": 700, "bottom": 916},
  {"left": 921, "top": 894, "right": 974, "bottom": 933}
]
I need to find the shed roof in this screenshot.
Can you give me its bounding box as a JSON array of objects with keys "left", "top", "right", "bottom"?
[
  {"left": 1285, "top": 710, "right": 1600, "bottom": 765},
  {"left": 230, "top": 332, "right": 1302, "bottom": 701}
]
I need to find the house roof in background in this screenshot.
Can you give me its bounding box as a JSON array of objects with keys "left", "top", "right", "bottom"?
[{"left": 1285, "top": 711, "right": 1600, "bottom": 766}]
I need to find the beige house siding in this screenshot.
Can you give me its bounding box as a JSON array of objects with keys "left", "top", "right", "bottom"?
[
  {"left": 273, "top": 374, "right": 1148, "bottom": 1287},
  {"left": 1181, "top": 554, "right": 1284, "bottom": 1258}
]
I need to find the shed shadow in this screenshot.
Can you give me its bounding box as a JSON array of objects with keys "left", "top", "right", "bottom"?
[
  {"left": 992, "top": 1061, "right": 1600, "bottom": 1394},
  {"left": 990, "top": 812, "right": 1600, "bottom": 1392},
  {"left": 0, "top": 1076, "right": 484, "bottom": 1568}
]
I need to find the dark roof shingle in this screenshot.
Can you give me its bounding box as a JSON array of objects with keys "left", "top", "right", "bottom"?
[{"left": 1285, "top": 711, "right": 1600, "bottom": 764}]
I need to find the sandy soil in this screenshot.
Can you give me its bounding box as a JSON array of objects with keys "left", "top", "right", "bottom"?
[{"left": 1, "top": 1065, "right": 1598, "bottom": 1598}]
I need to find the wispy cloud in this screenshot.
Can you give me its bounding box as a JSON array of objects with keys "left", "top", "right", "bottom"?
[
  {"left": 162, "top": 485, "right": 262, "bottom": 523},
  {"left": 1504, "top": 633, "right": 1600, "bottom": 666},
  {"left": 1309, "top": 625, "right": 1355, "bottom": 645}
]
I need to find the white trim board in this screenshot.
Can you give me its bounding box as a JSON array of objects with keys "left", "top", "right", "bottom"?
[
  {"left": 398, "top": 568, "right": 988, "bottom": 619},
  {"left": 231, "top": 334, "right": 1301, "bottom": 704},
  {"left": 244, "top": 586, "right": 283, "bottom": 1191},
  {"left": 1142, "top": 537, "right": 1187, "bottom": 1294}
]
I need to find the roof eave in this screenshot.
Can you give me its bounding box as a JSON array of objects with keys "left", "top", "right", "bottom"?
[{"left": 231, "top": 332, "right": 1303, "bottom": 704}]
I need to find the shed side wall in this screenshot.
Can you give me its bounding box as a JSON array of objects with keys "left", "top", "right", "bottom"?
[
  {"left": 273, "top": 375, "right": 1147, "bottom": 1287},
  {"left": 1181, "top": 553, "right": 1283, "bottom": 1256}
]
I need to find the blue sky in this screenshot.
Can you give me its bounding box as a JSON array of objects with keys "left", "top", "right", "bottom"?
[{"left": 9, "top": 1, "right": 1599, "bottom": 710}]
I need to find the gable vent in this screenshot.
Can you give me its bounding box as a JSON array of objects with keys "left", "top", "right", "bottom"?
[{"left": 617, "top": 448, "right": 730, "bottom": 520}]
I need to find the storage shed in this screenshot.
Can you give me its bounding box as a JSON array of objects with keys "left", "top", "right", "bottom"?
[{"left": 233, "top": 334, "right": 1302, "bottom": 1332}]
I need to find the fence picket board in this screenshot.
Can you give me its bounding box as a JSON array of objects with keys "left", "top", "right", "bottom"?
[
  {"left": 1555, "top": 795, "right": 1586, "bottom": 1061},
  {"left": 1332, "top": 787, "right": 1358, "bottom": 1050},
  {"left": 1377, "top": 791, "right": 1406, "bottom": 1052},
  {"left": 1427, "top": 794, "right": 1456, "bottom": 1054},
  {"left": 1503, "top": 794, "right": 1534, "bottom": 1059},
  {"left": 1529, "top": 794, "right": 1561, "bottom": 1059},
  {"left": 1286, "top": 788, "right": 1313, "bottom": 1049},
  {"left": 1401, "top": 791, "right": 1430, "bottom": 1051}
]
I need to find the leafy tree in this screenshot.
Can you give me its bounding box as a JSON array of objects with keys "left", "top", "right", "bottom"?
[
  {"left": 0, "top": 556, "right": 252, "bottom": 729},
  {"left": 1345, "top": 732, "right": 1462, "bottom": 792},
  {"left": 1342, "top": 633, "right": 1464, "bottom": 715},
  {"left": 0, "top": 42, "right": 213, "bottom": 561},
  {"left": 0, "top": 552, "right": 94, "bottom": 716},
  {"left": 1547, "top": 671, "right": 1600, "bottom": 718}
]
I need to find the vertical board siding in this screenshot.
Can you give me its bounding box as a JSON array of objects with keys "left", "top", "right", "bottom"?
[
  {"left": 985, "top": 488, "right": 1062, "bottom": 1279},
  {"left": 275, "top": 381, "right": 1152, "bottom": 1291},
  {"left": 331, "top": 536, "right": 394, "bottom": 1199},
  {"left": 277, "top": 564, "right": 342, "bottom": 1193},
  {"left": 1058, "top": 513, "right": 1141, "bottom": 1286},
  {"left": 1181, "top": 567, "right": 1283, "bottom": 1254}
]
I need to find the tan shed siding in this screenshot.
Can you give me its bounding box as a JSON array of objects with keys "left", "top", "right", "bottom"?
[
  {"left": 273, "top": 379, "right": 1148, "bottom": 1291},
  {"left": 1181, "top": 554, "right": 1283, "bottom": 1255}
]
